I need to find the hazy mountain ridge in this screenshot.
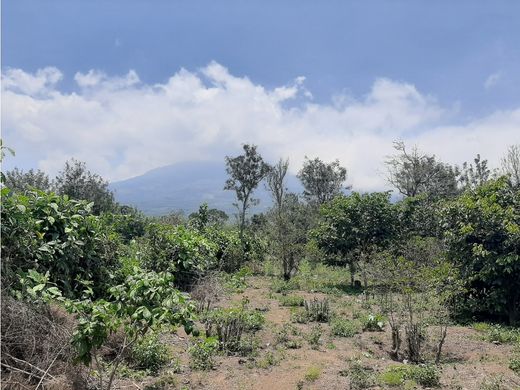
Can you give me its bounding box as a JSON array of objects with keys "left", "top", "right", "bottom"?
[{"left": 109, "top": 161, "right": 302, "bottom": 216}]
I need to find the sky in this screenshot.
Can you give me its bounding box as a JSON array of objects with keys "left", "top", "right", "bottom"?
[{"left": 2, "top": 0, "right": 520, "bottom": 191}]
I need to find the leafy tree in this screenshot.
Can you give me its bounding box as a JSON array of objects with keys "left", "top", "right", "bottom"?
[
  {"left": 441, "top": 177, "right": 520, "bottom": 324},
  {"left": 313, "top": 192, "right": 396, "bottom": 286},
  {"left": 224, "top": 144, "right": 270, "bottom": 239},
  {"left": 459, "top": 154, "right": 491, "bottom": 190},
  {"left": 4, "top": 167, "right": 52, "bottom": 193},
  {"left": 54, "top": 159, "right": 117, "bottom": 215},
  {"left": 0, "top": 139, "right": 15, "bottom": 183},
  {"left": 297, "top": 156, "right": 348, "bottom": 206},
  {"left": 386, "top": 141, "right": 459, "bottom": 199},
  {"left": 501, "top": 144, "right": 520, "bottom": 186}
]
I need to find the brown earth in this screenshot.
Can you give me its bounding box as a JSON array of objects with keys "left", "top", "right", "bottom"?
[{"left": 125, "top": 276, "right": 519, "bottom": 390}]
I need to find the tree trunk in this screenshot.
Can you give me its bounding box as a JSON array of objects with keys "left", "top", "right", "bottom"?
[{"left": 349, "top": 262, "right": 355, "bottom": 286}]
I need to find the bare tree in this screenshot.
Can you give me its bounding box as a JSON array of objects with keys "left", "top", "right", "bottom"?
[
  {"left": 386, "top": 141, "right": 459, "bottom": 199},
  {"left": 501, "top": 144, "right": 520, "bottom": 186}
]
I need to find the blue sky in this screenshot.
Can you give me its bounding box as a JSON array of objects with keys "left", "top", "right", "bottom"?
[{"left": 2, "top": 1, "right": 520, "bottom": 189}]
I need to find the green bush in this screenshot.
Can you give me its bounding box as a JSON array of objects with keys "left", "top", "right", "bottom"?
[
  {"left": 347, "top": 360, "right": 375, "bottom": 390},
  {"left": 361, "top": 314, "right": 385, "bottom": 332},
  {"left": 189, "top": 337, "right": 219, "bottom": 371},
  {"left": 510, "top": 356, "right": 520, "bottom": 374},
  {"left": 330, "top": 317, "right": 360, "bottom": 337},
  {"left": 381, "top": 365, "right": 440, "bottom": 387},
  {"left": 304, "top": 298, "right": 331, "bottom": 322},
  {"left": 305, "top": 366, "right": 322, "bottom": 381},
  {"left": 1, "top": 189, "right": 120, "bottom": 297},
  {"left": 144, "top": 223, "right": 217, "bottom": 289},
  {"left": 131, "top": 333, "right": 170, "bottom": 374},
  {"left": 278, "top": 295, "right": 304, "bottom": 307},
  {"left": 306, "top": 325, "right": 323, "bottom": 349},
  {"left": 290, "top": 308, "right": 309, "bottom": 324}
]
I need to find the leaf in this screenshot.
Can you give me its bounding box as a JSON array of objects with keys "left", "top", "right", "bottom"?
[{"left": 16, "top": 204, "right": 26, "bottom": 213}]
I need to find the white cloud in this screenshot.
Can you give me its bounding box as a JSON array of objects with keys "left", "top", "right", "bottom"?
[
  {"left": 2, "top": 63, "right": 519, "bottom": 191},
  {"left": 484, "top": 72, "right": 501, "bottom": 89}
]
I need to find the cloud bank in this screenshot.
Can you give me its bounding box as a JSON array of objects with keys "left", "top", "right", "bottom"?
[{"left": 2, "top": 62, "right": 519, "bottom": 191}]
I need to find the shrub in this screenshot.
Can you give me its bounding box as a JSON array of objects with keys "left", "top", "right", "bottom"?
[
  {"left": 278, "top": 295, "right": 304, "bottom": 307},
  {"left": 1, "top": 189, "right": 120, "bottom": 297},
  {"left": 131, "top": 333, "right": 170, "bottom": 374},
  {"left": 202, "top": 307, "right": 265, "bottom": 353},
  {"left": 304, "top": 298, "right": 331, "bottom": 322},
  {"left": 270, "top": 278, "right": 299, "bottom": 294},
  {"left": 304, "top": 366, "right": 322, "bottom": 382},
  {"left": 306, "top": 325, "right": 323, "bottom": 349},
  {"left": 362, "top": 314, "right": 385, "bottom": 332},
  {"left": 330, "top": 317, "right": 360, "bottom": 337},
  {"left": 275, "top": 323, "right": 302, "bottom": 348},
  {"left": 381, "top": 365, "right": 440, "bottom": 387},
  {"left": 347, "top": 360, "right": 375, "bottom": 390},
  {"left": 256, "top": 351, "right": 280, "bottom": 369},
  {"left": 290, "top": 308, "right": 309, "bottom": 324},
  {"left": 189, "top": 337, "right": 219, "bottom": 371},
  {"left": 510, "top": 356, "right": 520, "bottom": 374}
]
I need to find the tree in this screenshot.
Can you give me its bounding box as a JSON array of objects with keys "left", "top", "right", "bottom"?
[
  {"left": 441, "top": 177, "right": 520, "bottom": 324},
  {"left": 189, "top": 203, "right": 229, "bottom": 229},
  {"left": 54, "top": 159, "right": 117, "bottom": 215},
  {"left": 501, "top": 144, "right": 520, "bottom": 186},
  {"left": 4, "top": 168, "right": 52, "bottom": 193},
  {"left": 386, "top": 141, "right": 459, "bottom": 199},
  {"left": 313, "top": 192, "right": 396, "bottom": 286},
  {"left": 224, "top": 144, "right": 270, "bottom": 240},
  {"left": 297, "top": 157, "right": 348, "bottom": 206},
  {"left": 458, "top": 154, "right": 491, "bottom": 190}
]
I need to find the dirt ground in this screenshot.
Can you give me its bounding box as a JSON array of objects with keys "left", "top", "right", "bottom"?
[{"left": 129, "top": 276, "right": 519, "bottom": 390}]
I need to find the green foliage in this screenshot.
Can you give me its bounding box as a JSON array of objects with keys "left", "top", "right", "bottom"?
[
  {"left": 330, "top": 317, "right": 360, "bottom": 337},
  {"left": 306, "top": 324, "right": 323, "bottom": 349},
  {"left": 224, "top": 144, "right": 270, "bottom": 239},
  {"left": 144, "top": 223, "right": 217, "bottom": 288},
  {"left": 189, "top": 337, "right": 219, "bottom": 371},
  {"left": 4, "top": 167, "right": 52, "bottom": 193},
  {"left": 275, "top": 323, "right": 301, "bottom": 348},
  {"left": 347, "top": 360, "right": 375, "bottom": 390},
  {"left": 380, "top": 365, "right": 440, "bottom": 387},
  {"left": 270, "top": 278, "right": 299, "bottom": 294},
  {"left": 221, "top": 267, "right": 252, "bottom": 293},
  {"left": 473, "top": 323, "right": 520, "bottom": 344},
  {"left": 510, "top": 355, "right": 520, "bottom": 375},
  {"left": 441, "top": 177, "right": 520, "bottom": 324},
  {"left": 278, "top": 295, "right": 304, "bottom": 307},
  {"left": 256, "top": 350, "right": 280, "bottom": 369},
  {"left": 304, "top": 366, "right": 322, "bottom": 381},
  {"left": 68, "top": 268, "right": 195, "bottom": 366},
  {"left": 54, "top": 158, "right": 117, "bottom": 215},
  {"left": 131, "top": 332, "right": 170, "bottom": 374},
  {"left": 361, "top": 314, "right": 385, "bottom": 332},
  {"left": 297, "top": 156, "right": 347, "bottom": 205},
  {"left": 313, "top": 192, "right": 396, "bottom": 283},
  {"left": 1, "top": 189, "right": 120, "bottom": 297}
]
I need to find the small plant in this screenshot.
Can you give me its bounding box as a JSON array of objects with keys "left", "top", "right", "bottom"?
[
  {"left": 290, "top": 308, "right": 309, "bottom": 324},
  {"left": 131, "top": 332, "right": 170, "bottom": 374},
  {"left": 270, "top": 278, "right": 298, "bottom": 294},
  {"left": 256, "top": 351, "right": 280, "bottom": 369},
  {"left": 278, "top": 295, "right": 305, "bottom": 307},
  {"left": 361, "top": 313, "right": 385, "bottom": 332},
  {"left": 509, "top": 355, "right": 520, "bottom": 374},
  {"left": 330, "top": 317, "right": 360, "bottom": 337},
  {"left": 304, "top": 298, "right": 331, "bottom": 322},
  {"left": 306, "top": 324, "right": 323, "bottom": 350},
  {"left": 347, "top": 360, "right": 375, "bottom": 390},
  {"left": 189, "top": 337, "right": 219, "bottom": 371},
  {"left": 380, "top": 365, "right": 440, "bottom": 387},
  {"left": 304, "top": 366, "right": 322, "bottom": 382}
]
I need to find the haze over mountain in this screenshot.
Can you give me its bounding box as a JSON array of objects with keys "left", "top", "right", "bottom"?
[{"left": 110, "top": 161, "right": 302, "bottom": 216}]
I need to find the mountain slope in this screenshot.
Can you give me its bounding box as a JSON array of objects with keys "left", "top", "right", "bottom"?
[{"left": 109, "top": 161, "right": 302, "bottom": 216}]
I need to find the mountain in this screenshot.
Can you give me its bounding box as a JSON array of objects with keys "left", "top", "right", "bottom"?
[{"left": 109, "top": 161, "right": 302, "bottom": 216}]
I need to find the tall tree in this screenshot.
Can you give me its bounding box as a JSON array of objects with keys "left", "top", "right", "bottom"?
[
  {"left": 386, "top": 141, "right": 459, "bottom": 199},
  {"left": 4, "top": 168, "right": 52, "bottom": 193},
  {"left": 54, "top": 159, "right": 117, "bottom": 215},
  {"left": 224, "top": 144, "right": 270, "bottom": 239},
  {"left": 459, "top": 154, "right": 491, "bottom": 190},
  {"left": 297, "top": 157, "right": 347, "bottom": 206},
  {"left": 501, "top": 144, "right": 520, "bottom": 186}
]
